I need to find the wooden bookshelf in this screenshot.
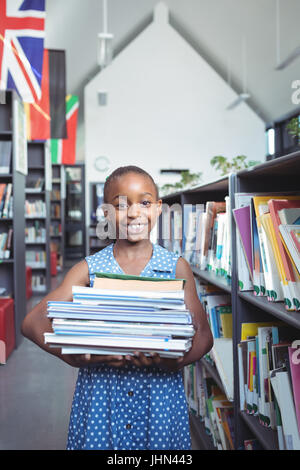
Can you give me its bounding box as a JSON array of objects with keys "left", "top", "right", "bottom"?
[
  {"left": 0, "top": 90, "right": 26, "bottom": 347},
  {"left": 160, "top": 153, "right": 300, "bottom": 450},
  {"left": 26, "top": 141, "right": 51, "bottom": 294},
  {"left": 50, "top": 164, "right": 66, "bottom": 271}
]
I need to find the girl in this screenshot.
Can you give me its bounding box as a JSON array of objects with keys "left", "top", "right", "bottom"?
[{"left": 22, "top": 165, "right": 213, "bottom": 450}]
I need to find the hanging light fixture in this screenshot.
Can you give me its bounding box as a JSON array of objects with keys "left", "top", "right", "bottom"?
[
  {"left": 226, "top": 36, "right": 250, "bottom": 110},
  {"left": 97, "top": 0, "right": 114, "bottom": 68}
]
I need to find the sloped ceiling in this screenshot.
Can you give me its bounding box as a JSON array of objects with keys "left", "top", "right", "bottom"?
[{"left": 45, "top": 0, "right": 300, "bottom": 126}]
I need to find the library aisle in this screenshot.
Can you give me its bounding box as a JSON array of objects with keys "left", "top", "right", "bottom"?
[{"left": 0, "top": 266, "right": 77, "bottom": 451}]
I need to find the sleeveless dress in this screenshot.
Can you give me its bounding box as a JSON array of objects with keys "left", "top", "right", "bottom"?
[{"left": 67, "top": 243, "right": 192, "bottom": 450}]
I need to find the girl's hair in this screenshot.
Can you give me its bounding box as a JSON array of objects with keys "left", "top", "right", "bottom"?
[{"left": 103, "top": 165, "right": 159, "bottom": 202}]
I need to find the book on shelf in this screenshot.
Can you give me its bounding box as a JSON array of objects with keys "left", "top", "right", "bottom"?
[
  {"left": 0, "top": 228, "right": 13, "bottom": 259},
  {"left": 26, "top": 177, "right": 44, "bottom": 192},
  {"left": 25, "top": 250, "right": 46, "bottom": 267},
  {"left": 238, "top": 321, "right": 300, "bottom": 449},
  {"left": 184, "top": 363, "right": 234, "bottom": 449},
  {"left": 233, "top": 193, "right": 300, "bottom": 310},
  {"left": 0, "top": 183, "right": 13, "bottom": 219},
  {"left": 0, "top": 141, "right": 12, "bottom": 174},
  {"left": 32, "top": 274, "right": 46, "bottom": 292},
  {"left": 44, "top": 275, "right": 195, "bottom": 358},
  {"left": 25, "top": 200, "right": 46, "bottom": 218}
]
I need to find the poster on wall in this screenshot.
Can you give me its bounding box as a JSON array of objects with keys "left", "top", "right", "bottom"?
[{"left": 13, "top": 98, "right": 28, "bottom": 176}]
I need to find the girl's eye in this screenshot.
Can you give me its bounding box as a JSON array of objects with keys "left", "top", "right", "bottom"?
[{"left": 140, "top": 200, "right": 151, "bottom": 207}]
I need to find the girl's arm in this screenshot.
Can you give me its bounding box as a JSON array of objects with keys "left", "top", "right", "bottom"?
[
  {"left": 21, "top": 260, "right": 128, "bottom": 368},
  {"left": 175, "top": 256, "right": 214, "bottom": 368}
]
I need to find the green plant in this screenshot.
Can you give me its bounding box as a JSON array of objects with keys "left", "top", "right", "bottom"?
[
  {"left": 286, "top": 117, "right": 300, "bottom": 139},
  {"left": 210, "top": 155, "right": 260, "bottom": 176},
  {"left": 160, "top": 170, "right": 202, "bottom": 195}
]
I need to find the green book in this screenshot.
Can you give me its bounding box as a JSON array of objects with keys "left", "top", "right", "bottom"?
[{"left": 95, "top": 271, "right": 186, "bottom": 284}]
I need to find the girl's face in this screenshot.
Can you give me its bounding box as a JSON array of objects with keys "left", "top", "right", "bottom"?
[{"left": 104, "top": 172, "right": 162, "bottom": 242}]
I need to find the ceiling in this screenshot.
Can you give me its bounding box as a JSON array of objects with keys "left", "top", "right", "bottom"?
[{"left": 45, "top": 0, "right": 300, "bottom": 127}]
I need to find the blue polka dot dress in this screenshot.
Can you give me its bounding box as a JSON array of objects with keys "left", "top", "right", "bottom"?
[{"left": 67, "top": 243, "right": 192, "bottom": 450}]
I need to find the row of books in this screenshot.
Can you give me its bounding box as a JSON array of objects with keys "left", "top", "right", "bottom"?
[
  {"left": 233, "top": 193, "right": 300, "bottom": 310},
  {"left": 26, "top": 177, "right": 44, "bottom": 192},
  {"left": 25, "top": 250, "right": 46, "bottom": 268},
  {"left": 32, "top": 274, "right": 47, "bottom": 292},
  {"left": 238, "top": 321, "right": 300, "bottom": 450},
  {"left": 51, "top": 204, "right": 61, "bottom": 218},
  {"left": 0, "top": 141, "right": 12, "bottom": 174},
  {"left": 25, "top": 200, "right": 46, "bottom": 218},
  {"left": 25, "top": 223, "right": 46, "bottom": 243},
  {"left": 0, "top": 229, "right": 13, "bottom": 259},
  {"left": 184, "top": 362, "right": 234, "bottom": 450},
  {"left": 195, "top": 279, "right": 234, "bottom": 402},
  {"left": 181, "top": 200, "right": 232, "bottom": 283},
  {"left": 50, "top": 223, "right": 62, "bottom": 237},
  {"left": 44, "top": 273, "right": 195, "bottom": 357},
  {"left": 51, "top": 189, "right": 61, "bottom": 201},
  {"left": 0, "top": 183, "right": 13, "bottom": 219}
]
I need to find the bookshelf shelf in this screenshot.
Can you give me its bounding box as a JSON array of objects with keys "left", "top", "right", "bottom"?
[
  {"left": 191, "top": 266, "right": 231, "bottom": 294},
  {"left": 238, "top": 291, "right": 300, "bottom": 330},
  {"left": 239, "top": 411, "right": 279, "bottom": 450},
  {"left": 26, "top": 141, "right": 51, "bottom": 295},
  {"left": 0, "top": 90, "right": 26, "bottom": 348},
  {"left": 51, "top": 163, "right": 65, "bottom": 271},
  {"left": 200, "top": 358, "right": 225, "bottom": 393}
]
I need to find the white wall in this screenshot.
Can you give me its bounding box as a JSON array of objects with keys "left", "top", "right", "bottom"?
[{"left": 84, "top": 3, "right": 266, "bottom": 227}]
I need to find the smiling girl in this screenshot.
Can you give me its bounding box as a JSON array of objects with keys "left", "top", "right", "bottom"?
[{"left": 21, "top": 165, "right": 213, "bottom": 450}]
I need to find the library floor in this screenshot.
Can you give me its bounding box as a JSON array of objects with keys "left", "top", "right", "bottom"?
[{"left": 0, "top": 261, "right": 197, "bottom": 451}]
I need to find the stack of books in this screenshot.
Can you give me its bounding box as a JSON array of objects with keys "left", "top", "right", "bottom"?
[{"left": 44, "top": 273, "right": 195, "bottom": 358}]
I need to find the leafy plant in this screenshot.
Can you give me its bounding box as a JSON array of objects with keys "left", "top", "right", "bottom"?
[
  {"left": 286, "top": 117, "right": 300, "bottom": 139},
  {"left": 210, "top": 155, "right": 260, "bottom": 176},
  {"left": 160, "top": 170, "right": 202, "bottom": 196}
]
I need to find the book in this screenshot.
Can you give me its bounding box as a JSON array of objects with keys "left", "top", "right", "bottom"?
[
  {"left": 0, "top": 141, "right": 12, "bottom": 174},
  {"left": 279, "top": 224, "right": 300, "bottom": 275},
  {"left": 234, "top": 194, "right": 254, "bottom": 292},
  {"left": 288, "top": 347, "right": 300, "bottom": 436},
  {"left": 200, "top": 201, "right": 226, "bottom": 271},
  {"left": 210, "top": 338, "right": 234, "bottom": 402},
  {"left": 268, "top": 198, "right": 300, "bottom": 310},
  {"left": 233, "top": 205, "right": 253, "bottom": 281},
  {"left": 94, "top": 272, "right": 185, "bottom": 291},
  {"left": 270, "top": 369, "right": 300, "bottom": 450}
]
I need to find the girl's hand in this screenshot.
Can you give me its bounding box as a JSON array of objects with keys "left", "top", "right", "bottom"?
[
  {"left": 125, "top": 352, "right": 183, "bottom": 371},
  {"left": 62, "top": 353, "right": 127, "bottom": 368}
]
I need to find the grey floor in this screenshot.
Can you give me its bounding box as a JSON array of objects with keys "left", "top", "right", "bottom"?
[{"left": 0, "top": 261, "right": 197, "bottom": 450}]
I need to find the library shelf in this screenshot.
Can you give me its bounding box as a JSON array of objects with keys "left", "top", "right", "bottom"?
[
  {"left": 200, "top": 358, "right": 225, "bottom": 394},
  {"left": 51, "top": 163, "right": 66, "bottom": 271},
  {"left": 189, "top": 412, "right": 217, "bottom": 450},
  {"left": 239, "top": 411, "right": 279, "bottom": 450},
  {"left": 238, "top": 291, "right": 300, "bottom": 330},
  {"left": 191, "top": 266, "right": 231, "bottom": 294},
  {"left": 0, "top": 90, "right": 27, "bottom": 347}
]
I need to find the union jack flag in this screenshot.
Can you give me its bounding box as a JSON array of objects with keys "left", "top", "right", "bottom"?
[{"left": 0, "top": 0, "right": 46, "bottom": 103}]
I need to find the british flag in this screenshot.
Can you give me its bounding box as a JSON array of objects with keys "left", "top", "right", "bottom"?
[{"left": 0, "top": 0, "right": 46, "bottom": 103}]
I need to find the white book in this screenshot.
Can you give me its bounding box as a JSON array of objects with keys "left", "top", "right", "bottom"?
[
  {"left": 257, "top": 327, "right": 275, "bottom": 428},
  {"left": 72, "top": 285, "right": 184, "bottom": 300},
  {"left": 270, "top": 371, "right": 300, "bottom": 450},
  {"left": 211, "top": 338, "right": 234, "bottom": 402},
  {"left": 60, "top": 346, "right": 183, "bottom": 358},
  {"left": 44, "top": 332, "right": 191, "bottom": 352}
]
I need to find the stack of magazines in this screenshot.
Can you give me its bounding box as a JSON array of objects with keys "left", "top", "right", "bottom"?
[{"left": 44, "top": 272, "right": 195, "bottom": 358}]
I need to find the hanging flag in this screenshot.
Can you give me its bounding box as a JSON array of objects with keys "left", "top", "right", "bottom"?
[
  {"left": 51, "top": 95, "right": 79, "bottom": 165},
  {"left": 24, "top": 48, "right": 67, "bottom": 141},
  {"left": 24, "top": 46, "right": 50, "bottom": 140},
  {"left": 0, "top": 0, "right": 46, "bottom": 103}
]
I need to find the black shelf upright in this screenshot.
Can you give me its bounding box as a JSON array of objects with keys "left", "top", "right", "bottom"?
[{"left": 0, "top": 90, "right": 26, "bottom": 347}]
